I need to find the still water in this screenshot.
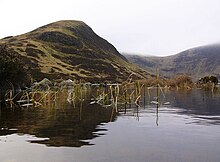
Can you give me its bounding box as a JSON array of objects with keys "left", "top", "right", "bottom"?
[{"left": 0, "top": 89, "right": 220, "bottom": 162}]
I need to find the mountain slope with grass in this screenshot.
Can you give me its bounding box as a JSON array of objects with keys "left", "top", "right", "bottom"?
[
  {"left": 0, "top": 20, "right": 149, "bottom": 83},
  {"left": 124, "top": 44, "right": 220, "bottom": 81}
]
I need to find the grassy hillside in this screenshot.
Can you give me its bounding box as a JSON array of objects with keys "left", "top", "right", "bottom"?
[
  {"left": 125, "top": 44, "right": 220, "bottom": 81},
  {"left": 0, "top": 20, "right": 149, "bottom": 83}
]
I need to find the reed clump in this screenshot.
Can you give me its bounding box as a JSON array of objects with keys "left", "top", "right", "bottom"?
[
  {"left": 138, "top": 74, "right": 193, "bottom": 90},
  {"left": 197, "top": 76, "right": 219, "bottom": 92},
  {"left": 166, "top": 75, "right": 193, "bottom": 90}
]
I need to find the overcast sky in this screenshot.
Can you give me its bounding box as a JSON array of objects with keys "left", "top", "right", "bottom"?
[{"left": 1, "top": 0, "right": 220, "bottom": 56}]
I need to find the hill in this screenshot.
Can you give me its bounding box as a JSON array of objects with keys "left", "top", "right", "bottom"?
[
  {"left": 124, "top": 44, "right": 220, "bottom": 81},
  {"left": 0, "top": 20, "right": 149, "bottom": 83}
]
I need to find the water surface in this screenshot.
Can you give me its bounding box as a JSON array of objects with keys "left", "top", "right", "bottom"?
[{"left": 0, "top": 89, "right": 220, "bottom": 162}]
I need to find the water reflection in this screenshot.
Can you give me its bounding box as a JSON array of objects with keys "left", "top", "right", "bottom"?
[
  {"left": 167, "top": 89, "right": 220, "bottom": 125},
  {"left": 0, "top": 101, "right": 117, "bottom": 147},
  {"left": 119, "top": 89, "right": 220, "bottom": 126}
]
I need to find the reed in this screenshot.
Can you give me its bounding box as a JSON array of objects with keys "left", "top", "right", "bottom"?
[
  {"left": 143, "top": 84, "right": 146, "bottom": 108},
  {"left": 5, "top": 89, "right": 14, "bottom": 108}
]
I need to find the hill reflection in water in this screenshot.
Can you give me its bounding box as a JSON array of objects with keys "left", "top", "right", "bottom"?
[{"left": 0, "top": 101, "right": 117, "bottom": 147}]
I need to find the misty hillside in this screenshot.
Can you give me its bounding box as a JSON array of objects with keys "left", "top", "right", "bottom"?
[
  {"left": 124, "top": 44, "right": 220, "bottom": 80},
  {"left": 0, "top": 20, "right": 149, "bottom": 82}
]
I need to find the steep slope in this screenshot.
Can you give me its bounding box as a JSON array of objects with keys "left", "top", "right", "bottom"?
[
  {"left": 0, "top": 20, "right": 148, "bottom": 82},
  {"left": 125, "top": 44, "right": 220, "bottom": 80}
]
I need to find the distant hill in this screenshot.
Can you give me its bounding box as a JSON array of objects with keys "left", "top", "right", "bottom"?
[
  {"left": 0, "top": 20, "right": 149, "bottom": 83},
  {"left": 124, "top": 44, "right": 220, "bottom": 81}
]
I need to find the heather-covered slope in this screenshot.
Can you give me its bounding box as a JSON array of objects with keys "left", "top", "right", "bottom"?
[{"left": 0, "top": 20, "right": 149, "bottom": 83}]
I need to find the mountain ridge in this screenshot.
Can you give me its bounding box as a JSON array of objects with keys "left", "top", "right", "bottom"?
[{"left": 124, "top": 44, "right": 220, "bottom": 81}]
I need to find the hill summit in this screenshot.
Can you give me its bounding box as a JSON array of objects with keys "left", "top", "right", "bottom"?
[{"left": 0, "top": 20, "right": 148, "bottom": 83}]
